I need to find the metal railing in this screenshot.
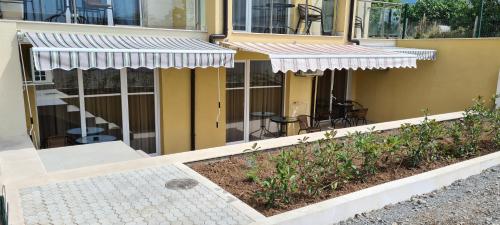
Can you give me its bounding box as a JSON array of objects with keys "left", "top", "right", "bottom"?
[{"left": 0, "top": 0, "right": 206, "bottom": 30}]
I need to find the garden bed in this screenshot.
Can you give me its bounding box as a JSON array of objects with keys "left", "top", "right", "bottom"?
[{"left": 190, "top": 99, "right": 499, "bottom": 217}]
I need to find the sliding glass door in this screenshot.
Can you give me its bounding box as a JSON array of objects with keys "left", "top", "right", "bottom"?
[
  {"left": 226, "top": 60, "right": 284, "bottom": 144},
  {"left": 226, "top": 62, "right": 246, "bottom": 144},
  {"left": 34, "top": 67, "right": 159, "bottom": 154}
]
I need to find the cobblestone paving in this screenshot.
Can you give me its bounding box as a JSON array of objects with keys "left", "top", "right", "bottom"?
[{"left": 20, "top": 165, "right": 254, "bottom": 225}]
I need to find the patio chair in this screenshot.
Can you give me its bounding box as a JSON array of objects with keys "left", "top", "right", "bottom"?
[
  {"left": 297, "top": 115, "right": 321, "bottom": 134},
  {"left": 79, "top": 0, "right": 112, "bottom": 25},
  {"left": 355, "top": 16, "right": 364, "bottom": 37},
  {"left": 295, "top": 4, "right": 323, "bottom": 35},
  {"left": 345, "top": 101, "right": 368, "bottom": 126}
]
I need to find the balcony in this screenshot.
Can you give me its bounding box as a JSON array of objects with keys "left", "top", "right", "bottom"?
[
  {"left": 354, "top": 0, "right": 403, "bottom": 39},
  {"left": 232, "top": 0, "right": 340, "bottom": 36},
  {"left": 0, "top": 0, "right": 206, "bottom": 30}
]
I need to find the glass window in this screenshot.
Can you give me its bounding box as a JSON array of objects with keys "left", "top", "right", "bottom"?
[
  {"left": 233, "top": 0, "right": 247, "bottom": 31},
  {"left": 83, "top": 69, "right": 121, "bottom": 95},
  {"left": 226, "top": 62, "right": 245, "bottom": 143},
  {"left": 249, "top": 61, "right": 283, "bottom": 141},
  {"left": 127, "top": 68, "right": 154, "bottom": 93},
  {"left": 142, "top": 0, "right": 204, "bottom": 30},
  {"left": 35, "top": 69, "right": 81, "bottom": 148},
  {"left": 112, "top": 0, "right": 140, "bottom": 25},
  {"left": 127, "top": 68, "right": 156, "bottom": 154}
]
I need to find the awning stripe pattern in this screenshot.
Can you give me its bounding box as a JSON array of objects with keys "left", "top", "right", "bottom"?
[
  {"left": 373, "top": 46, "right": 437, "bottom": 60},
  {"left": 224, "top": 42, "right": 417, "bottom": 73},
  {"left": 26, "top": 32, "right": 236, "bottom": 71}
]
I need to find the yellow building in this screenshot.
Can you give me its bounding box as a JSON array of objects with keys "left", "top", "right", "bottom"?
[{"left": 0, "top": 0, "right": 498, "bottom": 156}]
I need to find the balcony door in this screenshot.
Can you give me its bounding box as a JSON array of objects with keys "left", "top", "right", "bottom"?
[
  {"left": 312, "top": 69, "right": 348, "bottom": 121},
  {"left": 34, "top": 67, "right": 160, "bottom": 155},
  {"left": 226, "top": 60, "right": 284, "bottom": 144}
]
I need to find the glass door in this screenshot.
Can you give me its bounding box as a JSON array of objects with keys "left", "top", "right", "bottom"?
[
  {"left": 81, "top": 68, "right": 123, "bottom": 144},
  {"left": 35, "top": 69, "right": 82, "bottom": 148},
  {"left": 226, "top": 62, "right": 246, "bottom": 144},
  {"left": 249, "top": 61, "right": 283, "bottom": 141},
  {"left": 225, "top": 60, "right": 284, "bottom": 144},
  {"left": 127, "top": 68, "right": 157, "bottom": 154}
]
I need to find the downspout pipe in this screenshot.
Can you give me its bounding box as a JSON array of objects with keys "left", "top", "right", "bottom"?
[
  {"left": 347, "top": 0, "right": 360, "bottom": 45},
  {"left": 209, "top": 0, "right": 228, "bottom": 43}
]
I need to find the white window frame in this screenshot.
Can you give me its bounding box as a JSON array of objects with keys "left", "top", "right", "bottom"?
[
  {"left": 235, "top": 0, "right": 292, "bottom": 34},
  {"left": 34, "top": 67, "right": 160, "bottom": 155},
  {"left": 226, "top": 60, "right": 285, "bottom": 145}
]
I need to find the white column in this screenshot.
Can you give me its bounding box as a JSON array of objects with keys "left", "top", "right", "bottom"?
[
  {"left": 77, "top": 69, "right": 87, "bottom": 137},
  {"left": 120, "top": 68, "right": 130, "bottom": 145}
]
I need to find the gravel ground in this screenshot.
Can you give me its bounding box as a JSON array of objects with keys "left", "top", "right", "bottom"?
[{"left": 336, "top": 165, "right": 500, "bottom": 225}]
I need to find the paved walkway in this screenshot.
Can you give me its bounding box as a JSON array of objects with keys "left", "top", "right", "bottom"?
[{"left": 19, "top": 164, "right": 255, "bottom": 225}]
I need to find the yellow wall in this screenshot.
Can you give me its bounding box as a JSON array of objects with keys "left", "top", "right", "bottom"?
[
  {"left": 286, "top": 73, "right": 313, "bottom": 135},
  {"left": 194, "top": 67, "right": 227, "bottom": 149},
  {"left": 353, "top": 38, "right": 500, "bottom": 122},
  {"left": 160, "top": 68, "right": 192, "bottom": 155}
]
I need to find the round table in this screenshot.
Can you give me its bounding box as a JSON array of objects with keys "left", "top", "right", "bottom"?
[
  {"left": 250, "top": 112, "right": 276, "bottom": 139},
  {"left": 270, "top": 116, "right": 298, "bottom": 137},
  {"left": 67, "top": 127, "right": 105, "bottom": 135},
  {"left": 75, "top": 135, "right": 117, "bottom": 144}
]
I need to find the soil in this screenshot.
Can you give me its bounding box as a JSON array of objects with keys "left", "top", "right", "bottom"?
[{"left": 189, "top": 135, "right": 498, "bottom": 216}]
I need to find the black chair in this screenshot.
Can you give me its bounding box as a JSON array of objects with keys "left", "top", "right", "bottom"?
[
  {"left": 355, "top": 16, "right": 364, "bottom": 37},
  {"left": 295, "top": 4, "right": 323, "bottom": 35},
  {"left": 344, "top": 100, "right": 368, "bottom": 126},
  {"left": 78, "top": 0, "right": 112, "bottom": 25}
]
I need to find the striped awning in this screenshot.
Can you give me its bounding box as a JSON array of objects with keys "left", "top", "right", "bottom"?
[
  {"left": 373, "top": 46, "right": 437, "bottom": 60},
  {"left": 25, "top": 32, "right": 236, "bottom": 71},
  {"left": 223, "top": 42, "right": 417, "bottom": 73}
]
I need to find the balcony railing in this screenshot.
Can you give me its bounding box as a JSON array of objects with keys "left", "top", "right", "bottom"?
[
  {"left": 354, "top": 0, "right": 403, "bottom": 39},
  {"left": 233, "top": 0, "right": 340, "bottom": 36},
  {"left": 0, "top": 0, "right": 206, "bottom": 30}
]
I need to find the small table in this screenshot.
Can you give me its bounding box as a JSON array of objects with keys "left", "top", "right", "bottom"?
[
  {"left": 336, "top": 102, "right": 355, "bottom": 127},
  {"left": 250, "top": 112, "right": 276, "bottom": 139},
  {"left": 67, "top": 127, "right": 105, "bottom": 135},
  {"left": 75, "top": 135, "right": 117, "bottom": 144},
  {"left": 271, "top": 116, "right": 298, "bottom": 137}
]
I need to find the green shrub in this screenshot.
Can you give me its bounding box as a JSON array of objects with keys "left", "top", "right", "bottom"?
[
  {"left": 258, "top": 149, "right": 299, "bottom": 206},
  {"left": 244, "top": 143, "right": 261, "bottom": 182},
  {"left": 349, "top": 128, "right": 381, "bottom": 177},
  {"left": 400, "top": 110, "right": 445, "bottom": 167}
]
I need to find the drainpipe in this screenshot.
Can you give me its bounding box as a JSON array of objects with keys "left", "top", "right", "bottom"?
[
  {"left": 209, "top": 0, "right": 228, "bottom": 43},
  {"left": 190, "top": 69, "right": 196, "bottom": 150},
  {"left": 347, "top": 0, "right": 360, "bottom": 45}
]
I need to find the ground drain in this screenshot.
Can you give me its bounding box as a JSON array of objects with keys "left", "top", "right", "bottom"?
[{"left": 165, "top": 178, "right": 199, "bottom": 190}]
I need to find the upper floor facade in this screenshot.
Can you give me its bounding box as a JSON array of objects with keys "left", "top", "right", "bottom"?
[{"left": 0, "top": 0, "right": 353, "bottom": 44}]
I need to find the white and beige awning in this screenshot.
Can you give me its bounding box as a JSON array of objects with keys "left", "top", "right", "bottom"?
[
  {"left": 25, "top": 32, "right": 236, "bottom": 71},
  {"left": 223, "top": 42, "right": 417, "bottom": 73},
  {"left": 372, "top": 46, "right": 437, "bottom": 61}
]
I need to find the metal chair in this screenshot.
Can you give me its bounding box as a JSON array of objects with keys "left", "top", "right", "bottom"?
[
  {"left": 345, "top": 101, "right": 368, "bottom": 126},
  {"left": 297, "top": 115, "right": 321, "bottom": 134},
  {"left": 355, "top": 16, "right": 364, "bottom": 37},
  {"left": 295, "top": 4, "right": 323, "bottom": 35}
]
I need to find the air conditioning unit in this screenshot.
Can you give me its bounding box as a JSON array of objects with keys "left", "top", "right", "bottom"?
[{"left": 295, "top": 69, "right": 324, "bottom": 77}]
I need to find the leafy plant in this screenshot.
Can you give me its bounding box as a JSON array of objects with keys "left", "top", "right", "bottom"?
[
  {"left": 400, "top": 110, "right": 445, "bottom": 167},
  {"left": 258, "top": 149, "right": 299, "bottom": 206},
  {"left": 349, "top": 128, "right": 381, "bottom": 177},
  {"left": 243, "top": 143, "right": 261, "bottom": 182}
]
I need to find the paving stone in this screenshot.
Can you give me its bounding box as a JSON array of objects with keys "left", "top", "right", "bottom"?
[{"left": 20, "top": 165, "right": 255, "bottom": 225}]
